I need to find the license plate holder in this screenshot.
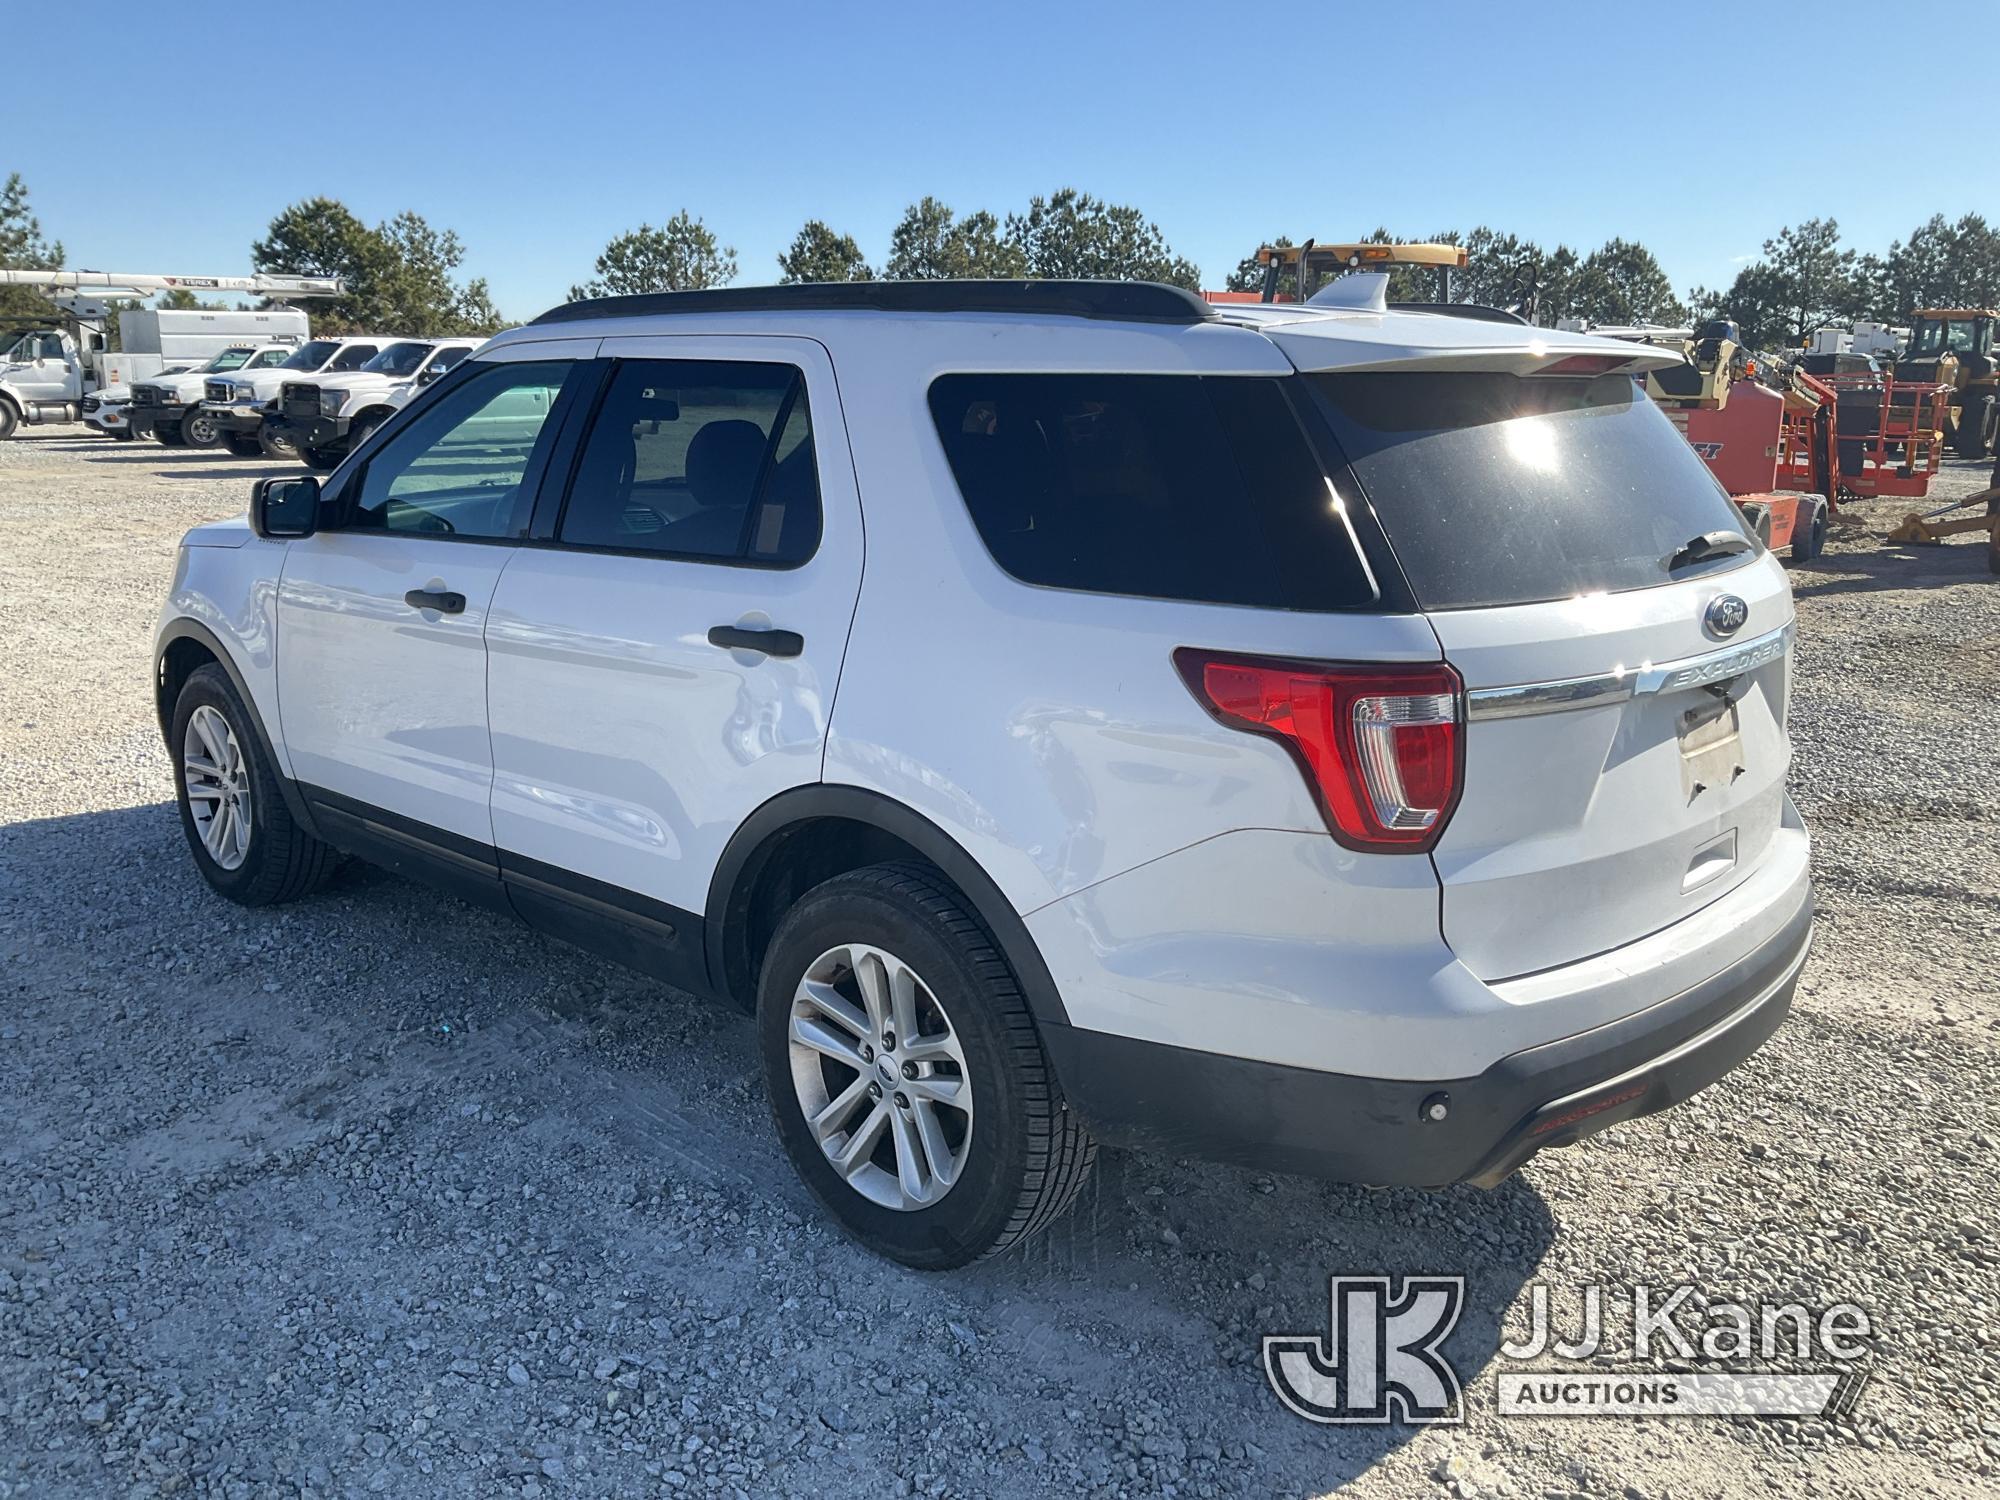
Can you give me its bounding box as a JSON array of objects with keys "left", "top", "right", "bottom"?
[{"left": 1679, "top": 696, "right": 1744, "bottom": 802}]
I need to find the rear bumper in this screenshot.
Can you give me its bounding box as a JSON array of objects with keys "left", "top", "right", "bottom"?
[{"left": 1042, "top": 885, "right": 1811, "bottom": 1187}]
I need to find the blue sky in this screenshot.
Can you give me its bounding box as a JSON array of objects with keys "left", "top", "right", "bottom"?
[{"left": 15, "top": 0, "right": 1999, "bottom": 322}]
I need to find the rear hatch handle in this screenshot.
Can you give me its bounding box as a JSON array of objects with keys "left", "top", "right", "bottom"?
[{"left": 1466, "top": 623, "right": 1794, "bottom": 722}]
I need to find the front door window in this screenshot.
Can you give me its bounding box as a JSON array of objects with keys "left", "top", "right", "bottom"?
[{"left": 346, "top": 361, "right": 575, "bottom": 538}]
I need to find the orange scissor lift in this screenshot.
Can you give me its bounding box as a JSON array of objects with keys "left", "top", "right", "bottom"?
[{"left": 1657, "top": 357, "right": 1953, "bottom": 560}]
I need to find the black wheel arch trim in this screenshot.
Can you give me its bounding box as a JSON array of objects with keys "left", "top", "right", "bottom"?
[
  {"left": 155, "top": 618, "right": 321, "bottom": 837},
  {"left": 704, "top": 784, "right": 1072, "bottom": 1028}
]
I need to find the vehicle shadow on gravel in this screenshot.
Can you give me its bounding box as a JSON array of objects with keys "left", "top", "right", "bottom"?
[
  {"left": 1, "top": 801, "right": 1551, "bottom": 1498},
  {"left": 144, "top": 465, "right": 298, "bottom": 482},
  {"left": 74, "top": 448, "right": 276, "bottom": 472},
  {"left": 1789, "top": 542, "right": 1995, "bottom": 597}
]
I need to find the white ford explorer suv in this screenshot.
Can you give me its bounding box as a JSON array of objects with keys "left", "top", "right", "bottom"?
[{"left": 153, "top": 279, "right": 1812, "bottom": 1269}]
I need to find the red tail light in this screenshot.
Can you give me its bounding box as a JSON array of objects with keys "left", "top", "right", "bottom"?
[{"left": 1174, "top": 650, "right": 1463, "bottom": 852}]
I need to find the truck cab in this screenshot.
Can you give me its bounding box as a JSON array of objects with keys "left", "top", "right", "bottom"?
[
  {"left": 0, "top": 327, "right": 86, "bottom": 439},
  {"left": 199, "top": 336, "right": 395, "bottom": 458},
  {"left": 266, "top": 338, "right": 481, "bottom": 469}
]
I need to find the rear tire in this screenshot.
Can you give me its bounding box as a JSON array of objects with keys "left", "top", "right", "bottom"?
[
  {"left": 170, "top": 665, "right": 339, "bottom": 907},
  {"left": 757, "top": 863, "right": 1095, "bottom": 1269}
]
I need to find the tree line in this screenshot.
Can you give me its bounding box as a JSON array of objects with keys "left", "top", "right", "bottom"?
[
  {"left": 572, "top": 189, "right": 1199, "bottom": 298},
  {"left": 6, "top": 169, "right": 1999, "bottom": 350},
  {"left": 572, "top": 200, "right": 2000, "bottom": 351},
  {"left": 1687, "top": 214, "right": 2000, "bottom": 349}
]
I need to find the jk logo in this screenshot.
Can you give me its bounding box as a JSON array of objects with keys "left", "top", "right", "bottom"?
[{"left": 1263, "top": 1276, "right": 1466, "bottom": 1425}]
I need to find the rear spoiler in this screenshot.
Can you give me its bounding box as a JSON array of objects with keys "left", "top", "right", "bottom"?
[
  {"left": 1273, "top": 342, "right": 1685, "bottom": 376},
  {"left": 1248, "top": 271, "right": 1686, "bottom": 375}
]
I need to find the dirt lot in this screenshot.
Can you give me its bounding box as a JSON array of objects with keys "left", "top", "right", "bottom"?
[{"left": 1, "top": 428, "right": 1996, "bottom": 1500}]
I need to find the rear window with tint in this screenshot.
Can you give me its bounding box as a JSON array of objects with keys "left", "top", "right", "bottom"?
[
  {"left": 929, "top": 374, "right": 1377, "bottom": 611},
  {"left": 1308, "top": 371, "right": 1754, "bottom": 611}
]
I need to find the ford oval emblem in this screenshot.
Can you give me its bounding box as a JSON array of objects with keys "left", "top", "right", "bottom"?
[{"left": 1704, "top": 594, "right": 1750, "bottom": 639}]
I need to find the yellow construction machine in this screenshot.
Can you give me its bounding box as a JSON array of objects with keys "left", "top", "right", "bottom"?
[
  {"left": 1243, "top": 241, "right": 1470, "bottom": 304},
  {"left": 1885, "top": 476, "right": 2000, "bottom": 574},
  {"left": 1892, "top": 308, "right": 1999, "bottom": 458}
]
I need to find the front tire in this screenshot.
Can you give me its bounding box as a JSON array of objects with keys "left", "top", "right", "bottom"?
[
  {"left": 258, "top": 425, "right": 299, "bottom": 461},
  {"left": 171, "top": 665, "right": 338, "bottom": 906},
  {"left": 1790, "top": 496, "right": 1829, "bottom": 562},
  {"left": 758, "top": 863, "right": 1095, "bottom": 1269},
  {"left": 154, "top": 420, "right": 186, "bottom": 448},
  {"left": 301, "top": 443, "right": 346, "bottom": 472},
  {"left": 224, "top": 433, "right": 263, "bottom": 457},
  {"left": 0, "top": 402, "right": 17, "bottom": 441},
  {"left": 180, "top": 408, "right": 224, "bottom": 448},
  {"left": 1954, "top": 393, "right": 1995, "bottom": 459}
]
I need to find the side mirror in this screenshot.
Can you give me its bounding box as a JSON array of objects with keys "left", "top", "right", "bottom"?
[
  {"left": 251, "top": 476, "right": 320, "bottom": 539},
  {"left": 418, "top": 364, "right": 445, "bottom": 386}
]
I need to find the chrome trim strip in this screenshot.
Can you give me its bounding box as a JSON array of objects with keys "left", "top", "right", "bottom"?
[{"left": 1465, "top": 623, "right": 1793, "bottom": 722}]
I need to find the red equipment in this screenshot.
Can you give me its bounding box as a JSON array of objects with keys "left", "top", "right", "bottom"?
[{"left": 1666, "top": 367, "right": 1953, "bottom": 559}]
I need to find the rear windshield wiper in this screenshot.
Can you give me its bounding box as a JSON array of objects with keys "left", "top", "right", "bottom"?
[{"left": 1666, "top": 529, "right": 1754, "bottom": 571}]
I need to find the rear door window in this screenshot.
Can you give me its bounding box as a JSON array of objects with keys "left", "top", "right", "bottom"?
[
  {"left": 556, "top": 359, "right": 821, "bottom": 566},
  {"left": 928, "top": 374, "right": 1377, "bottom": 611},
  {"left": 1308, "top": 371, "right": 1755, "bottom": 610}
]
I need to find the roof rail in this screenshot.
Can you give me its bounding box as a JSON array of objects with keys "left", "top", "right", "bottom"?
[{"left": 530, "top": 279, "right": 1216, "bottom": 328}]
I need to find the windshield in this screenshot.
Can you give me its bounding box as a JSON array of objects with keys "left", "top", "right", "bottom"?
[
  {"left": 1907, "top": 318, "right": 1990, "bottom": 358},
  {"left": 280, "top": 340, "right": 341, "bottom": 371},
  {"left": 248, "top": 348, "right": 291, "bottom": 369},
  {"left": 362, "top": 342, "right": 432, "bottom": 377},
  {"left": 1309, "top": 370, "right": 1754, "bottom": 610},
  {"left": 201, "top": 348, "right": 257, "bottom": 373}
]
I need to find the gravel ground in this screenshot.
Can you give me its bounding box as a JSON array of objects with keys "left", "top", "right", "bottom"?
[{"left": 1, "top": 428, "right": 1995, "bottom": 1500}]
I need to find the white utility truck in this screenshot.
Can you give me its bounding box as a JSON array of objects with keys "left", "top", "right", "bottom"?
[{"left": 0, "top": 270, "right": 343, "bottom": 439}]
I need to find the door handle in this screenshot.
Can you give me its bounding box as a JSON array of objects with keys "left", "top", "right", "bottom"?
[
  {"left": 404, "top": 588, "right": 466, "bottom": 615},
  {"left": 707, "top": 624, "right": 804, "bottom": 658}
]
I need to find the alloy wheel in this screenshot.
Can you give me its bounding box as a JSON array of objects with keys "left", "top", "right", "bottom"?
[
  {"left": 182, "top": 704, "right": 252, "bottom": 870},
  {"left": 787, "top": 943, "right": 973, "bottom": 1210}
]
